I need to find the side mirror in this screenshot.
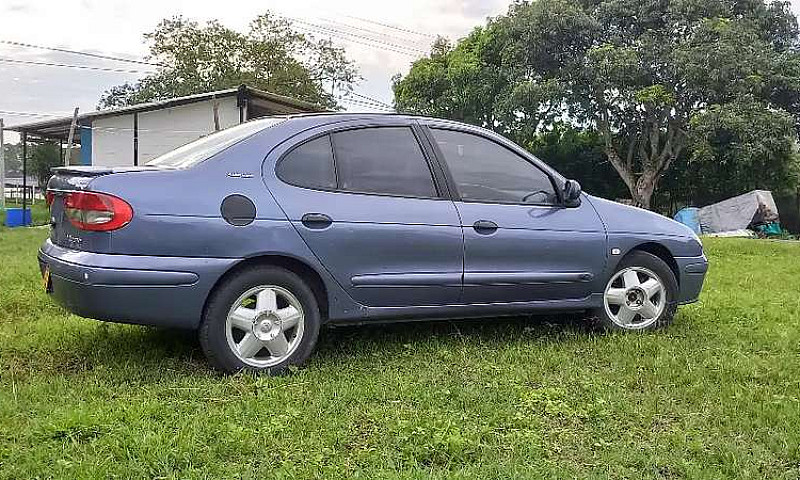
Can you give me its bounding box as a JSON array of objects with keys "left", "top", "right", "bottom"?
[{"left": 563, "top": 180, "right": 582, "bottom": 207}]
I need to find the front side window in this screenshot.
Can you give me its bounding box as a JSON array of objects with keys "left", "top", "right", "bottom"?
[
  {"left": 276, "top": 135, "right": 336, "bottom": 190},
  {"left": 332, "top": 127, "right": 437, "bottom": 198},
  {"left": 431, "top": 128, "right": 558, "bottom": 205}
]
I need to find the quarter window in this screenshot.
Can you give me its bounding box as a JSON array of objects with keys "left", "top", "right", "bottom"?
[
  {"left": 276, "top": 135, "right": 336, "bottom": 190},
  {"left": 431, "top": 128, "right": 557, "bottom": 205},
  {"left": 332, "top": 127, "right": 437, "bottom": 198}
]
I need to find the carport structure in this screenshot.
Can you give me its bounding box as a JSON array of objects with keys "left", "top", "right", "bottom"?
[{"left": 3, "top": 85, "right": 323, "bottom": 219}]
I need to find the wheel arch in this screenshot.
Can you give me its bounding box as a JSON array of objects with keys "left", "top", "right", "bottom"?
[
  {"left": 203, "top": 254, "right": 330, "bottom": 322},
  {"left": 626, "top": 242, "right": 680, "bottom": 285}
]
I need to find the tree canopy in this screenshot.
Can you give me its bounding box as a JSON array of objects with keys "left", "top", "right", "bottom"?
[
  {"left": 29, "top": 142, "right": 62, "bottom": 193},
  {"left": 394, "top": 0, "right": 800, "bottom": 209},
  {"left": 2, "top": 143, "right": 21, "bottom": 177},
  {"left": 100, "top": 13, "right": 358, "bottom": 110}
]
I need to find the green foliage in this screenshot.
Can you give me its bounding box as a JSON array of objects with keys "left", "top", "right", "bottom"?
[
  {"left": 525, "top": 125, "right": 626, "bottom": 200},
  {"left": 100, "top": 14, "right": 358, "bottom": 110},
  {"left": 2, "top": 228, "right": 800, "bottom": 477},
  {"left": 688, "top": 96, "right": 800, "bottom": 202},
  {"left": 2, "top": 143, "right": 21, "bottom": 177},
  {"left": 394, "top": 0, "right": 800, "bottom": 210},
  {"left": 29, "top": 142, "right": 61, "bottom": 194}
]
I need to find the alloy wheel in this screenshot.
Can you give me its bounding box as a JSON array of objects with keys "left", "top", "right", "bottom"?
[
  {"left": 603, "top": 267, "right": 666, "bottom": 329},
  {"left": 225, "top": 285, "right": 305, "bottom": 367}
]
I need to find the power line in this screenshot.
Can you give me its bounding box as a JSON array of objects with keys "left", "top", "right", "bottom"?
[
  {"left": 293, "top": 24, "right": 420, "bottom": 57},
  {"left": 345, "top": 15, "right": 438, "bottom": 40},
  {"left": 317, "top": 18, "right": 432, "bottom": 49},
  {"left": 0, "top": 40, "right": 161, "bottom": 68},
  {"left": 347, "top": 91, "right": 393, "bottom": 109},
  {"left": 339, "top": 98, "right": 395, "bottom": 112},
  {"left": 0, "top": 109, "right": 69, "bottom": 118},
  {"left": 0, "top": 57, "right": 148, "bottom": 74},
  {"left": 341, "top": 96, "right": 392, "bottom": 110},
  {"left": 287, "top": 17, "right": 427, "bottom": 56}
]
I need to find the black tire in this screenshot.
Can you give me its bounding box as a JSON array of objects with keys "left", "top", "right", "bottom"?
[
  {"left": 199, "top": 266, "right": 321, "bottom": 375},
  {"left": 591, "top": 250, "right": 678, "bottom": 332}
]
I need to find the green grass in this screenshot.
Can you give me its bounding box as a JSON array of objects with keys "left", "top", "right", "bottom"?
[{"left": 1, "top": 228, "right": 799, "bottom": 479}]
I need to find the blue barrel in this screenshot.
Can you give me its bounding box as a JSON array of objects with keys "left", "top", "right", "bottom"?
[{"left": 5, "top": 208, "right": 32, "bottom": 227}]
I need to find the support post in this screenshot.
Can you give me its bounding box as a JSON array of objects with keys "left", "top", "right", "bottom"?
[
  {"left": 212, "top": 97, "right": 221, "bottom": 131},
  {"left": 133, "top": 112, "right": 139, "bottom": 166},
  {"left": 65, "top": 107, "right": 79, "bottom": 166},
  {"left": 22, "top": 131, "right": 27, "bottom": 223},
  {"left": 0, "top": 118, "right": 5, "bottom": 211}
]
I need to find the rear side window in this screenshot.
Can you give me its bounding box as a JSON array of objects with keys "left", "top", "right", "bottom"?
[
  {"left": 147, "top": 118, "right": 285, "bottom": 168},
  {"left": 332, "top": 127, "right": 436, "bottom": 198},
  {"left": 277, "top": 135, "right": 336, "bottom": 190}
]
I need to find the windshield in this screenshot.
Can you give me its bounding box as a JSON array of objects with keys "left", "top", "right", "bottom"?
[{"left": 146, "top": 117, "right": 286, "bottom": 168}]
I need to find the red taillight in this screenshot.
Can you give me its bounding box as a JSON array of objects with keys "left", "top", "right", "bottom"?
[
  {"left": 45, "top": 191, "right": 55, "bottom": 206},
  {"left": 63, "top": 191, "right": 133, "bottom": 231}
]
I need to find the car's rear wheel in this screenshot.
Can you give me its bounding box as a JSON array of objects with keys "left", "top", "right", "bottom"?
[
  {"left": 199, "top": 266, "right": 321, "bottom": 374},
  {"left": 593, "top": 251, "right": 678, "bottom": 331}
]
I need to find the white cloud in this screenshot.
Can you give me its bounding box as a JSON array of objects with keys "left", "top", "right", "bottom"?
[
  {"left": 2, "top": 0, "right": 799, "bottom": 143},
  {"left": 0, "top": 0, "right": 509, "bottom": 143}
]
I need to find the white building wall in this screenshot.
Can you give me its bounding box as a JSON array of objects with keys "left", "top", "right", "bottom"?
[
  {"left": 92, "top": 114, "right": 134, "bottom": 167},
  {"left": 89, "top": 97, "right": 241, "bottom": 166},
  {"left": 137, "top": 97, "right": 240, "bottom": 164}
]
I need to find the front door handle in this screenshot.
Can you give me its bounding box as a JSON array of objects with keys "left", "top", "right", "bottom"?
[
  {"left": 301, "top": 213, "right": 333, "bottom": 229},
  {"left": 473, "top": 220, "right": 498, "bottom": 234}
]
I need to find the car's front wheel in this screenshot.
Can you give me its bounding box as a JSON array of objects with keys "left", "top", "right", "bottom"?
[
  {"left": 199, "top": 266, "right": 321, "bottom": 374},
  {"left": 593, "top": 251, "right": 678, "bottom": 331}
]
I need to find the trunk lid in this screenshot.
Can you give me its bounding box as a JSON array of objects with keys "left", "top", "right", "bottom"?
[{"left": 47, "top": 166, "right": 167, "bottom": 251}]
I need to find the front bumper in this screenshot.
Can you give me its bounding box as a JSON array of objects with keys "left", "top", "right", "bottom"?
[
  {"left": 38, "top": 239, "right": 239, "bottom": 329},
  {"left": 675, "top": 254, "right": 709, "bottom": 304}
]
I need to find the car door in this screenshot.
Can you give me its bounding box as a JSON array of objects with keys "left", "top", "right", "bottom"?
[
  {"left": 266, "top": 122, "right": 464, "bottom": 308},
  {"left": 424, "top": 125, "right": 607, "bottom": 304}
]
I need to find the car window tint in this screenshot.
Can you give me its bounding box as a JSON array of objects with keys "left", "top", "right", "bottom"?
[
  {"left": 277, "top": 135, "right": 336, "bottom": 190},
  {"left": 332, "top": 127, "right": 436, "bottom": 198},
  {"left": 431, "top": 128, "right": 557, "bottom": 205}
]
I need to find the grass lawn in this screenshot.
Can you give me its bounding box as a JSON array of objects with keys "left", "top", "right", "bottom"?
[{"left": 1, "top": 228, "right": 799, "bottom": 479}]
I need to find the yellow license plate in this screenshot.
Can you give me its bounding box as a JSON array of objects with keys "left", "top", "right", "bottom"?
[{"left": 42, "top": 266, "right": 51, "bottom": 292}]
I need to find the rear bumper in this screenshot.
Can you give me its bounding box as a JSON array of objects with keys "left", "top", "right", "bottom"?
[
  {"left": 38, "top": 239, "right": 239, "bottom": 329},
  {"left": 675, "top": 254, "right": 709, "bottom": 304}
]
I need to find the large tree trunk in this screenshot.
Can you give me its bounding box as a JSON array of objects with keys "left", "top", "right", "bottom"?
[
  {"left": 604, "top": 147, "right": 656, "bottom": 209},
  {"left": 599, "top": 118, "right": 685, "bottom": 211}
]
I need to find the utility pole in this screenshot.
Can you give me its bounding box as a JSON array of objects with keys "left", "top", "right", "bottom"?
[
  {"left": 0, "top": 118, "right": 5, "bottom": 211},
  {"left": 65, "top": 107, "right": 79, "bottom": 166},
  {"left": 21, "top": 131, "right": 27, "bottom": 223}
]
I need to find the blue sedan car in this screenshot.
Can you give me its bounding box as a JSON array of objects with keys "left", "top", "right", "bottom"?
[{"left": 39, "top": 114, "right": 707, "bottom": 374}]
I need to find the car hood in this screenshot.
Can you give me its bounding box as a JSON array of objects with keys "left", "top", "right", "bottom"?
[{"left": 585, "top": 195, "right": 697, "bottom": 239}]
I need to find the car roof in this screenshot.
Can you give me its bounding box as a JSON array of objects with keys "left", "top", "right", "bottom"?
[{"left": 281, "top": 111, "right": 465, "bottom": 127}]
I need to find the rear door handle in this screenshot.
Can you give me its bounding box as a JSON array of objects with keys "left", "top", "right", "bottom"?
[
  {"left": 301, "top": 213, "right": 333, "bottom": 229},
  {"left": 473, "top": 220, "right": 498, "bottom": 234}
]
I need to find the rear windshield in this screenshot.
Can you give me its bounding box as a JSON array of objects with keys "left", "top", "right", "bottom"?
[{"left": 146, "top": 117, "right": 286, "bottom": 168}]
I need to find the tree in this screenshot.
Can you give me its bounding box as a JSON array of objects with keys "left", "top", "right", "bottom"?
[
  {"left": 2, "top": 143, "right": 21, "bottom": 177},
  {"left": 100, "top": 13, "right": 358, "bottom": 110},
  {"left": 394, "top": 0, "right": 800, "bottom": 209},
  {"left": 685, "top": 96, "right": 799, "bottom": 203},
  {"left": 29, "top": 142, "right": 61, "bottom": 194},
  {"left": 525, "top": 125, "right": 627, "bottom": 201}
]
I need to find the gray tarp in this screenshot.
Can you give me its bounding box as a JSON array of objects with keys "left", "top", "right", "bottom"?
[{"left": 698, "top": 190, "right": 779, "bottom": 233}]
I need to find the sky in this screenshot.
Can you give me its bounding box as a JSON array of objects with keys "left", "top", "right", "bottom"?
[
  {"left": 1, "top": 0, "right": 800, "bottom": 143},
  {"left": 0, "top": 0, "right": 509, "bottom": 143}
]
